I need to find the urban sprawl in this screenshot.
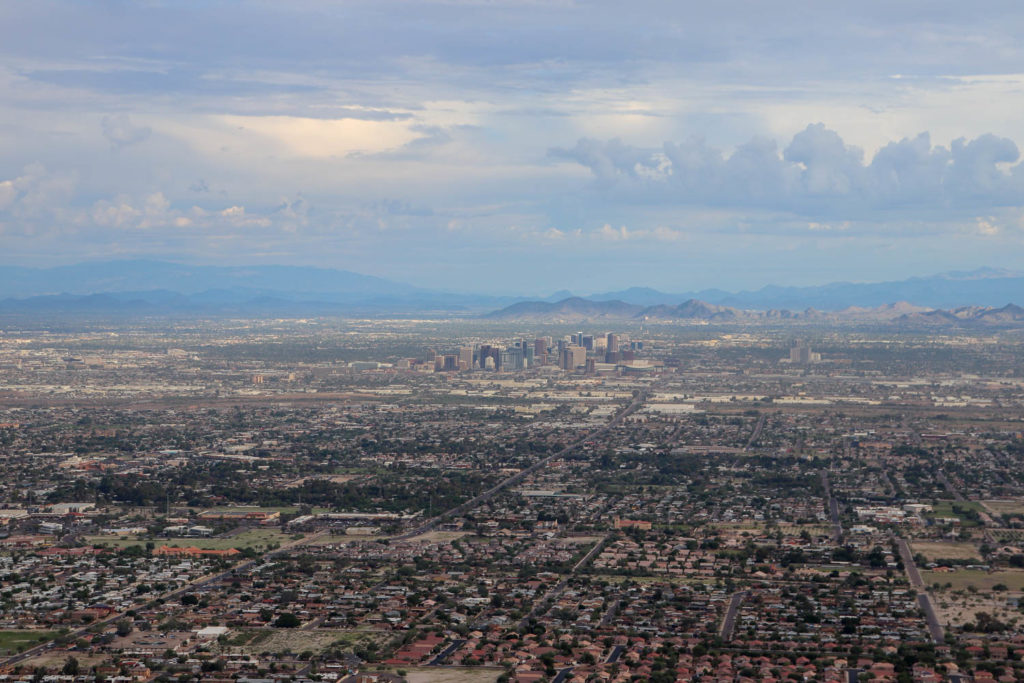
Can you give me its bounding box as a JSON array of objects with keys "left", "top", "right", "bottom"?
[{"left": 0, "top": 319, "right": 1023, "bottom": 683}]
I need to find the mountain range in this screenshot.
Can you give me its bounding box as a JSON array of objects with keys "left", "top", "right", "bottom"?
[
  {"left": 0, "top": 261, "right": 1020, "bottom": 320},
  {"left": 484, "top": 297, "right": 1024, "bottom": 326},
  {"left": 585, "top": 268, "right": 1024, "bottom": 310}
]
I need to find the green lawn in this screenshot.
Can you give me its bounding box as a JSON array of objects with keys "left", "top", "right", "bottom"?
[
  {"left": 928, "top": 500, "right": 985, "bottom": 527},
  {"left": 87, "top": 529, "right": 300, "bottom": 551},
  {"left": 922, "top": 569, "right": 1024, "bottom": 591},
  {"left": 0, "top": 630, "right": 57, "bottom": 655}
]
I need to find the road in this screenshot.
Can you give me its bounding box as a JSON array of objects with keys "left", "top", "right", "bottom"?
[
  {"left": 519, "top": 536, "right": 610, "bottom": 629},
  {"left": 427, "top": 639, "right": 466, "bottom": 666},
  {"left": 1, "top": 530, "right": 329, "bottom": 667},
  {"left": 879, "top": 471, "right": 896, "bottom": 499},
  {"left": 820, "top": 471, "right": 843, "bottom": 544},
  {"left": 719, "top": 591, "right": 747, "bottom": 641},
  {"left": 937, "top": 471, "right": 966, "bottom": 502},
  {"left": 397, "top": 390, "right": 649, "bottom": 539},
  {"left": 744, "top": 414, "right": 767, "bottom": 451},
  {"left": 895, "top": 536, "right": 945, "bottom": 643},
  {"left": 606, "top": 645, "right": 624, "bottom": 664},
  {"left": 599, "top": 600, "right": 620, "bottom": 629},
  {"left": 551, "top": 667, "right": 574, "bottom": 683}
]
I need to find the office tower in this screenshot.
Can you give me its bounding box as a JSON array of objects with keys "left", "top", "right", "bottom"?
[
  {"left": 459, "top": 346, "right": 473, "bottom": 370},
  {"left": 479, "top": 344, "right": 500, "bottom": 370},
  {"left": 582, "top": 334, "right": 594, "bottom": 351},
  {"left": 790, "top": 343, "right": 820, "bottom": 364},
  {"left": 606, "top": 333, "right": 619, "bottom": 353},
  {"left": 534, "top": 338, "right": 546, "bottom": 357},
  {"left": 561, "top": 345, "right": 586, "bottom": 370},
  {"left": 500, "top": 346, "right": 524, "bottom": 371}
]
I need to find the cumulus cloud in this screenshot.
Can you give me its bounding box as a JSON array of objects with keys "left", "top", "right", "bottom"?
[
  {"left": 550, "top": 125, "right": 1024, "bottom": 219},
  {"left": 594, "top": 223, "right": 686, "bottom": 243},
  {"left": 0, "top": 163, "right": 77, "bottom": 224},
  {"left": 87, "top": 192, "right": 298, "bottom": 232}
]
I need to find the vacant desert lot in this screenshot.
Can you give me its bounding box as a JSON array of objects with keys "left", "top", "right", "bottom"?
[
  {"left": 228, "top": 628, "right": 388, "bottom": 654},
  {"left": 403, "top": 666, "right": 504, "bottom": 683},
  {"left": 983, "top": 500, "right": 1024, "bottom": 516},
  {"left": 911, "top": 541, "right": 982, "bottom": 562}
]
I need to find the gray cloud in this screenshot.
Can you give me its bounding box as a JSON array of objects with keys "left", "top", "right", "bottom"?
[
  {"left": 101, "top": 114, "right": 151, "bottom": 149},
  {"left": 550, "top": 125, "right": 1024, "bottom": 218}
]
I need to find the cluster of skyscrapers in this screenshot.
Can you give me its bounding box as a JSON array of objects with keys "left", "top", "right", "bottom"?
[{"left": 433, "top": 332, "right": 644, "bottom": 372}]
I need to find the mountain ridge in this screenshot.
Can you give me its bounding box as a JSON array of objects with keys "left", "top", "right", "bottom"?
[
  {"left": 483, "top": 297, "right": 1024, "bottom": 326},
  {"left": 0, "top": 261, "right": 1021, "bottom": 315}
]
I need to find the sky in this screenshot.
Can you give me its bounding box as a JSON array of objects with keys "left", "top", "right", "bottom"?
[{"left": 2, "top": 1, "right": 1024, "bottom": 295}]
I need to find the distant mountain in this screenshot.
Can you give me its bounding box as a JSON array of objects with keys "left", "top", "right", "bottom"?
[
  {"left": 586, "top": 269, "right": 1024, "bottom": 310},
  {"left": 0, "top": 261, "right": 529, "bottom": 315},
  {"left": 639, "top": 299, "right": 740, "bottom": 321},
  {"left": 482, "top": 297, "right": 1024, "bottom": 328},
  {"left": 483, "top": 297, "right": 643, "bottom": 321},
  {"left": 894, "top": 303, "right": 1024, "bottom": 326},
  {"left": 0, "top": 260, "right": 421, "bottom": 299},
  {"left": 0, "top": 260, "right": 1020, "bottom": 318}
]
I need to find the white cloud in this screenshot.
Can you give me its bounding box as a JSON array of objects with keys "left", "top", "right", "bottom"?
[{"left": 551, "top": 125, "right": 1024, "bottom": 222}]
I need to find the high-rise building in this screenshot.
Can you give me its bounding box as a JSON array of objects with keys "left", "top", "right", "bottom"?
[
  {"left": 790, "top": 343, "right": 820, "bottom": 364},
  {"left": 606, "top": 333, "right": 619, "bottom": 353},
  {"left": 560, "top": 345, "right": 586, "bottom": 371},
  {"left": 500, "top": 346, "right": 525, "bottom": 371},
  {"left": 479, "top": 345, "right": 500, "bottom": 370},
  {"left": 459, "top": 346, "right": 473, "bottom": 370}
]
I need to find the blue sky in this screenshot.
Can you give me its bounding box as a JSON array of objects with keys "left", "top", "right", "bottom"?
[{"left": 2, "top": 1, "right": 1024, "bottom": 294}]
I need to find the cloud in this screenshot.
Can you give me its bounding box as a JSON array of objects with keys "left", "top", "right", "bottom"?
[
  {"left": 0, "top": 163, "right": 77, "bottom": 225},
  {"left": 593, "top": 223, "right": 686, "bottom": 243},
  {"left": 101, "top": 114, "right": 152, "bottom": 149},
  {"left": 550, "top": 125, "right": 1024, "bottom": 220}
]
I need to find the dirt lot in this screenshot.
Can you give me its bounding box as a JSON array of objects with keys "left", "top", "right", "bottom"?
[
  {"left": 405, "top": 531, "right": 470, "bottom": 543},
  {"left": 983, "top": 500, "right": 1024, "bottom": 516},
  {"left": 560, "top": 535, "right": 604, "bottom": 544},
  {"left": 911, "top": 541, "right": 982, "bottom": 562},
  {"left": 402, "top": 666, "right": 504, "bottom": 683},
  {"left": 20, "top": 654, "right": 107, "bottom": 670},
  {"left": 930, "top": 584, "right": 1024, "bottom": 632},
  {"left": 230, "top": 629, "right": 388, "bottom": 654}
]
